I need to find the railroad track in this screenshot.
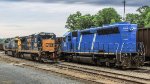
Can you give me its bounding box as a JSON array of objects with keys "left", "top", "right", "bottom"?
[
  {"left": 21, "top": 61, "right": 149, "bottom": 84},
  {"left": 1, "top": 54, "right": 150, "bottom": 84},
  {"left": 55, "top": 63, "right": 150, "bottom": 84},
  {"left": 132, "top": 66, "right": 150, "bottom": 73}
]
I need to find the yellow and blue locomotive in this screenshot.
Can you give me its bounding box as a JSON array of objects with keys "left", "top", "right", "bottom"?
[{"left": 4, "top": 32, "right": 57, "bottom": 62}]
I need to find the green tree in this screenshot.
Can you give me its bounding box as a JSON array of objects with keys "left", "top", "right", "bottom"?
[
  {"left": 66, "top": 11, "right": 94, "bottom": 30},
  {"left": 137, "top": 6, "right": 150, "bottom": 27},
  {"left": 137, "top": 6, "right": 150, "bottom": 14},
  {"left": 78, "top": 14, "right": 94, "bottom": 29},
  {"left": 66, "top": 8, "right": 121, "bottom": 30},
  {"left": 93, "top": 8, "right": 121, "bottom": 27},
  {"left": 126, "top": 6, "right": 150, "bottom": 28},
  {"left": 145, "top": 12, "right": 150, "bottom": 27},
  {"left": 93, "top": 11, "right": 104, "bottom": 27},
  {"left": 65, "top": 11, "right": 82, "bottom": 31},
  {"left": 110, "top": 19, "right": 116, "bottom": 24},
  {"left": 126, "top": 13, "right": 139, "bottom": 24}
]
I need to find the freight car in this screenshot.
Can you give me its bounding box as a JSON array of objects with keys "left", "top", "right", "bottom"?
[
  {"left": 137, "top": 28, "right": 150, "bottom": 63},
  {"left": 4, "top": 32, "right": 57, "bottom": 62},
  {"left": 61, "top": 22, "right": 145, "bottom": 68}
]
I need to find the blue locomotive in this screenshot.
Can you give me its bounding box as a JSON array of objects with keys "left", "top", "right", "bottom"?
[{"left": 61, "top": 22, "right": 145, "bottom": 68}]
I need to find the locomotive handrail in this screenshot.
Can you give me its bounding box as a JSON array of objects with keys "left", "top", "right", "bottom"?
[
  {"left": 115, "top": 43, "right": 119, "bottom": 60},
  {"left": 120, "top": 43, "right": 125, "bottom": 61}
]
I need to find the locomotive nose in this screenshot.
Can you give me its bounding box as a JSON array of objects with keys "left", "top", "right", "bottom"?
[{"left": 42, "top": 39, "right": 55, "bottom": 52}]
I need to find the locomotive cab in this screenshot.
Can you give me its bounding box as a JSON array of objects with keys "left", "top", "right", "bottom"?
[
  {"left": 117, "top": 23, "right": 145, "bottom": 68},
  {"left": 39, "top": 32, "right": 56, "bottom": 52},
  {"left": 42, "top": 39, "right": 55, "bottom": 52},
  {"left": 37, "top": 32, "right": 57, "bottom": 61}
]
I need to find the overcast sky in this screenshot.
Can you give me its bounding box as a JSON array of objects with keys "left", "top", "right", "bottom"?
[{"left": 0, "top": 0, "right": 149, "bottom": 38}]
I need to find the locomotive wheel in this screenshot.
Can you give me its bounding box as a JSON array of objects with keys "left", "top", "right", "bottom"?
[
  {"left": 98, "top": 62, "right": 106, "bottom": 66},
  {"left": 93, "top": 60, "right": 97, "bottom": 65},
  {"left": 31, "top": 54, "right": 36, "bottom": 61},
  {"left": 109, "top": 63, "right": 115, "bottom": 67},
  {"left": 20, "top": 53, "right": 24, "bottom": 59},
  {"left": 35, "top": 56, "right": 40, "bottom": 62},
  {"left": 4, "top": 51, "right": 7, "bottom": 54},
  {"left": 15, "top": 52, "right": 18, "bottom": 58},
  {"left": 12, "top": 52, "right": 15, "bottom": 57},
  {"left": 121, "top": 66, "right": 127, "bottom": 70},
  {"left": 35, "top": 56, "right": 43, "bottom": 62},
  {"left": 35, "top": 56, "right": 39, "bottom": 61},
  {"left": 66, "top": 57, "right": 71, "bottom": 62},
  {"left": 18, "top": 53, "right": 21, "bottom": 58},
  {"left": 105, "top": 62, "right": 110, "bottom": 67},
  {"left": 31, "top": 56, "right": 36, "bottom": 61},
  {"left": 68, "top": 55, "right": 73, "bottom": 62},
  {"left": 96, "top": 61, "right": 101, "bottom": 66},
  {"left": 64, "top": 56, "right": 71, "bottom": 62}
]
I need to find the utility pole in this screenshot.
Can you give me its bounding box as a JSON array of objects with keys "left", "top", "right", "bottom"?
[{"left": 123, "top": 0, "right": 126, "bottom": 21}]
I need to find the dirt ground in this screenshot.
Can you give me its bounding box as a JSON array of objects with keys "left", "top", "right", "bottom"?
[
  {"left": 1, "top": 51, "right": 149, "bottom": 84},
  {"left": 0, "top": 52, "right": 84, "bottom": 84}
]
